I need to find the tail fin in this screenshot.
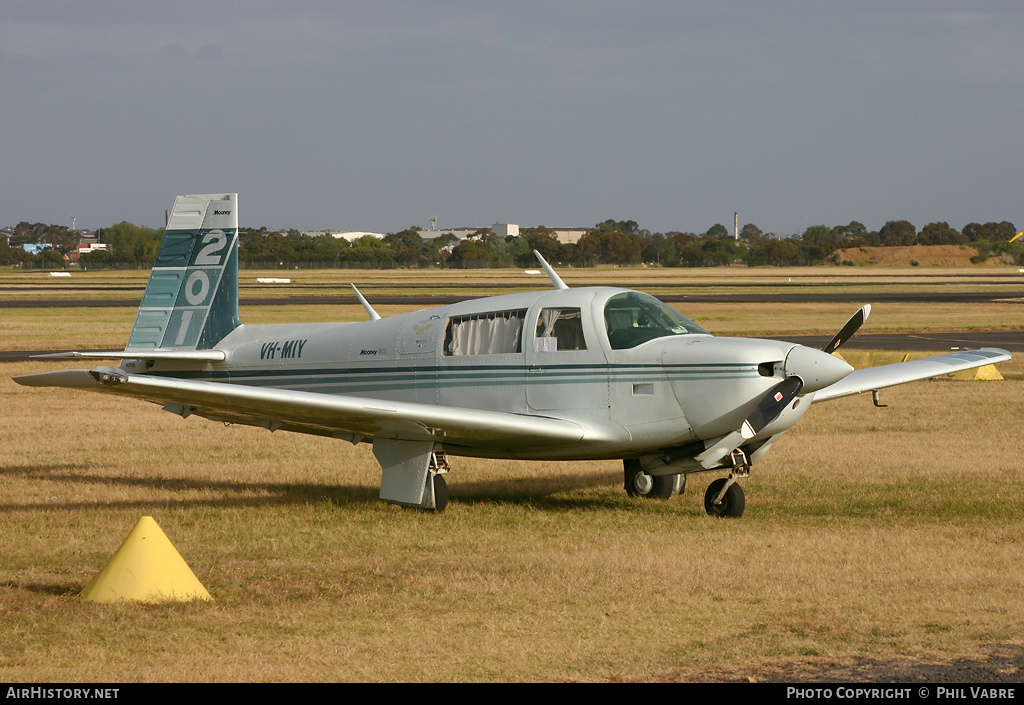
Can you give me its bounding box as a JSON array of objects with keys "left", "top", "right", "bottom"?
[{"left": 126, "top": 193, "right": 241, "bottom": 351}]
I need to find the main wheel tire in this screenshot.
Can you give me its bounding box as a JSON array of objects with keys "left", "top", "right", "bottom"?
[
  {"left": 430, "top": 473, "right": 448, "bottom": 513},
  {"left": 624, "top": 460, "right": 674, "bottom": 500},
  {"left": 704, "top": 478, "right": 745, "bottom": 518}
]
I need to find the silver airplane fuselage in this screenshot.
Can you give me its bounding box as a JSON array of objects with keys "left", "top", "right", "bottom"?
[{"left": 133, "top": 285, "right": 851, "bottom": 462}]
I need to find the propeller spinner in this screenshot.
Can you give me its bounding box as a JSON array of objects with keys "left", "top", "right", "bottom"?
[{"left": 741, "top": 305, "right": 869, "bottom": 440}]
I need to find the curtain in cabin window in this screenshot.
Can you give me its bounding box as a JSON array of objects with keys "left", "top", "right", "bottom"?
[
  {"left": 535, "top": 308, "right": 586, "bottom": 351},
  {"left": 445, "top": 310, "right": 525, "bottom": 355}
]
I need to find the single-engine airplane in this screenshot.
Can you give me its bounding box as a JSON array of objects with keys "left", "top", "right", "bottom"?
[{"left": 14, "top": 194, "right": 1013, "bottom": 516}]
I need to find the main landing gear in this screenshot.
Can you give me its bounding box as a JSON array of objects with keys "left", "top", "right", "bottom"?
[
  {"left": 373, "top": 439, "right": 450, "bottom": 513},
  {"left": 429, "top": 451, "right": 450, "bottom": 513},
  {"left": 623, "top": 459, "right": 684, "bottom": 499}
]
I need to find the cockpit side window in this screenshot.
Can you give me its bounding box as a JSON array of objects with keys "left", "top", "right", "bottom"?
[
  {"left": 604, "top": 292, "right": 709, "bottom": 350},
  {"left": 534, "top": 308, "right": 587, "bottom": 351}
]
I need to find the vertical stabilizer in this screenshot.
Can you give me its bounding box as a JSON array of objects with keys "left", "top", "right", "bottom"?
[{"left": 126, "top": 194, "right": 241, "bottom": 350}]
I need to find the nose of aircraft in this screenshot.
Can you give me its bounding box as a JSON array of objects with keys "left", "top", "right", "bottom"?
[{"left": 784, "top": 345, "right": 853, "bottom": 393}]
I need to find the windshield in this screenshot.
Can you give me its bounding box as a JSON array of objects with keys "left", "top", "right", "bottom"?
[{"left": 604, "top": 292, "right": 709, "bottom": 350}]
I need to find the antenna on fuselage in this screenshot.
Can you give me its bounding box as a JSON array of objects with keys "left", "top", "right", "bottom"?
[
  {"left": 351, "top": 284, "right": 381, "bottom": 321},
  {"left": 532, "top": 250, "right": 568, "bottom": 290}
]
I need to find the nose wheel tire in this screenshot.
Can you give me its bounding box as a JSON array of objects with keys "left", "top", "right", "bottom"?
[
  {"left": 624, "top": 459, "right": 675, "bottom": 500},
  {"left": 704, "top": 478, "right": 745, "bottom": 518}
]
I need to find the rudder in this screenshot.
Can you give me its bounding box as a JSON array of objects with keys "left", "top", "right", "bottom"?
[{"left": 126, "top": 193, "right": 241, "bottom": 351}]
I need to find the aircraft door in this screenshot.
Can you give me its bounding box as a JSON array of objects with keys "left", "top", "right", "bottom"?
[
  {"left": 526, "top": 300, "right": 608, "bottom": 412},
  {"left": 398, "top": 314, "right": 445, "bottom": 405}
]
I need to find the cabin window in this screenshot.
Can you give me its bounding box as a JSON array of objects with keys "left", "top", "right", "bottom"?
[
  {"left": 604, "top": 292, "right": 709, "bottom": 350},
  {"left": 534, "top": 308, "right": 587, "bottom": 351},
  {"left": 444, "top": 309, "right": 526, "bottom": 356}
]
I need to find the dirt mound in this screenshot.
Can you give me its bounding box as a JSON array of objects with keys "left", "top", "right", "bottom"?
[{"left": 833, "top": 244, "right": 987, "bottom": 266}]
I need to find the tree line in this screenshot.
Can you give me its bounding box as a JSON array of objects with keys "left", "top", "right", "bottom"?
[{"left": 2, "top": 217, "right": 1021, "bottom": 269}]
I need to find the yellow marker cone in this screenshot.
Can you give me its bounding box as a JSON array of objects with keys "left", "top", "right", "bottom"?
[{"left": 81, "top": 516, "right": 212, "bottom": 603}]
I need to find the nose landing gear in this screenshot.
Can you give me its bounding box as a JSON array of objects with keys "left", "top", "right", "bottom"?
[
  {"left": 703, "top": 449, "right": 750, "bottom": 518},
  {"left": 704, "top": 478, "right": 745, "bottom": 518}
]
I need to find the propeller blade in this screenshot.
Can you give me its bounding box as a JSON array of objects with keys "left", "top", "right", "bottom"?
[
  {"left": 741, "top": 376, "right": 804, "bottom": 438},
  {"left": 822, "top": 304, "right": 871, "bottom": 354},
  {"left": 696, "top": 375, "right": 805, "bottom": 469}
]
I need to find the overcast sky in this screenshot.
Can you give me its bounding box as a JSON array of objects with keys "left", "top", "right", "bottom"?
[{"left": 2, "top": 1, "right": 1022, "bottom": 236}]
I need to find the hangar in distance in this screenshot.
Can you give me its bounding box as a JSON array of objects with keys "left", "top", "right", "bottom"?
[{"left": 14, "top": 194, "right": 1012, "bottom": 516}]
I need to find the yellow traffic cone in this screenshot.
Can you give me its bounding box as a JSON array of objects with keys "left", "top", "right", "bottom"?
[{"left": 80, "top": 516, "right": 212, "bottom": 603}]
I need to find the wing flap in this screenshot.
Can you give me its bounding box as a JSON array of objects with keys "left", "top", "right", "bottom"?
[
  {"left": 13, "top": 369, "right": 590, "bottom": 450},
  {"left": 812, "top": 347, "right": 1012, "bottom": 403}
]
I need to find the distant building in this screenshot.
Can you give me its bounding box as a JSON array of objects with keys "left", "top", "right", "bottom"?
[
  {"left": 550, "top": 229, "right": 588, "bottom": 245},
  {"left": 492, "top": 223, "right": 519, "bottom": 238},
  {"left": 301, "top": 230, "right": 386, "bottom": 242},
  {"left": 430, "top": 225, "right": 589, "bottom": 245},
  {"left": 332, "top": 231, "right": 386, "bottom": 242},
  {"left": 419, "top": 227, "right": 482, "bottom": 242},
  {"left": 70, "top": 242, "right": 107, "bottom": 262},
  {"left": 299, "top": 223, "right": 590, "bottom": 245},
  {"left": 421, "top": 223, "right": 522, "bottom": 242}
]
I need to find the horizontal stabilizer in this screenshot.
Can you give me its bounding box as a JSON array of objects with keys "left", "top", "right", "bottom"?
[
  {"left": 13, "top": 369, "right": 108, "bottom": 389},
  {"left": 32, "top": 350, "right": 227, "bottom": 362},
  {"left": 813, "top": 348, "right": 1011, "bottom": 402}
]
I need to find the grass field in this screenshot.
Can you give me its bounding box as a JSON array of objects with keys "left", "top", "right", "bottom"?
[{"left": 1, "top": 266, "right": 1022, "bottom": 682}]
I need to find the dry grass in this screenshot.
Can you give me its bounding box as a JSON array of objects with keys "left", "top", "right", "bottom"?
[{"left": 2, "top": 356, "right": 1022, "bottom": 682}]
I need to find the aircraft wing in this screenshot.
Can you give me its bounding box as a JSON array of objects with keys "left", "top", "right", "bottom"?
[
  {"left": 812, "top": 347, "right": 1011, "bottom": 403},
  {"left": 12, "top": 369, "right": 593, "bottom": 452}
]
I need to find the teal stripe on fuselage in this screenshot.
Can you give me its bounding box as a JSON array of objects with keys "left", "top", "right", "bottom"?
[
  {"left": 157, "top": 362, "right": 760, "bottom": 394},
  {"left": 163, "top": 362, "right": 756, "bottom": 380}
]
